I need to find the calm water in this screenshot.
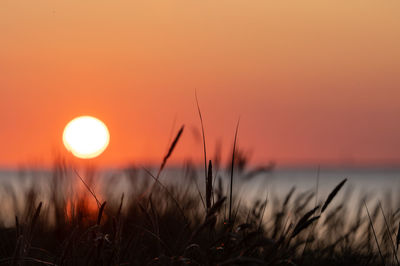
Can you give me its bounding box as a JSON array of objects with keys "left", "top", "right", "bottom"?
[
  {"left": 1, "top": 166, "right": 399, "bottom": 199},
  {"left": 0, "top": 166, "right": 399, "bottom": 225},
  {"left": 240, "top": 167, "right": 400, "bottom": 204}
]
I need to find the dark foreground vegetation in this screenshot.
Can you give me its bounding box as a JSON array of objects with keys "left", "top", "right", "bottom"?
[{"left": 0, "top": 126, "right": 399, "bottom": 266}]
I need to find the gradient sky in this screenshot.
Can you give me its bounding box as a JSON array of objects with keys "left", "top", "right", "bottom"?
[{"left": 1, "top": 0, "right": 400, "bottom": 168}]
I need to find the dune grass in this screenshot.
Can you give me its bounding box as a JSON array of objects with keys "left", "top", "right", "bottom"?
[
  {"left": 0, "top": 163, "right": 399, "bottom": 265},
  {"left": 0, "top": 127, "right": 399, "bottom": 265}
]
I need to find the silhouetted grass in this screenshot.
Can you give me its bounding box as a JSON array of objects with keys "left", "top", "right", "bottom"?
[
  {"left": 0, "top": 128, "right": 399, "bottom": 265},
  {"left": 1, "top": 160, "right": 399, "bottom": 266}
]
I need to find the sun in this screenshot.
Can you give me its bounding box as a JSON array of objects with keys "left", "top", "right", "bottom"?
[{"left": 63, "top": 116, "right": 110, "bottom": 159}]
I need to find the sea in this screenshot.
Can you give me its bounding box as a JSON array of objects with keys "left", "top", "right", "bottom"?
[{"left": 0, "top": 166, "right": 399, "bottom": 225}]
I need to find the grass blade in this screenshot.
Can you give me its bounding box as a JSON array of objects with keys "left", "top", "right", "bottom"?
[
  {"left": 157, "top": 125, "right": 184, "bottom": 178},
  {"left": 378, "top": 202, "right": 400, "bottom": 265},
  {"left": 228, "top": 119, "right": 240, "bottom": 223},
  {"left": 291, "top": 216, "right": 320, "bottom": 238},
  {"left": 206, "top": 160, "right": 213, "bottom": 212},
  {"left": 397, "top": 221, "right": 400, "bottom": 251},
  {"left": 321, "top": 178, "right": 347, "bottom": 213},
  {"left": 365, "top": 201, "right": 386, "bottom": 266},
  {"left": 74, "top": 169, "right": 101, "bottom": 208},
  {"left": 195, "top": 90, "right": 208, "bottom": 189},
  {"left": 293, "top": 206, "right": 320, "bottom": 236},
  {"left": 97, "top": 201, "right": 107, "bottom": 225}
]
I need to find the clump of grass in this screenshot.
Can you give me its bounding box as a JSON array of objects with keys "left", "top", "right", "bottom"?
[
  {"left": 0, "top": 114, "right": 399, "bottom": 266},
  {"left": 0, "top": 161, "right": 398, "bottom": 266}
]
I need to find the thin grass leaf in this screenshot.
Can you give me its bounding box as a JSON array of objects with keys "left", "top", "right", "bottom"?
[
  {"left": 321, "top": 178, "right": 347, "bottom": 213},
  {"left": 397, "top": 221, "right": 400, "bottom": 251},
  {"left": 293, "top": 206, "right": 320, "bottom": 235},
  {"left": 157, "top": 125, "right": 184, "bottom": 178},
  {"left": 229, "top": 119, "right": 240, "bottom": 223},
  {"left": 364, "top": 201, "right": 386, "bottom": 266},
  {"left": 208, "top": 196, "right": 227, "bottom": 218},
  {"left": 378, "top": 202, "right": 400, "bottom": 265},
  {"left": 117, "top": 193, "right": 124, "bottom": 218},
  {"left": 291, "top": 216, "right": 320, "bottom": 238},
  {"left": 74, "top": 169, "right": 101, "bottom": 208},
  {"left": 206, "top": 160, "right": 213, "bottom": 211},
  {"left": 97, "top": 201, "right": 107, "bottom": 225},
  {"left": 283, "top": 187, "right": 296, "bottom": 207},
  {"left": 258, "top": 195, "right": 269, "bottom": 230},
  {"left": 193, "top": 177, "right": 206, "bottom": 210},
  {"left": 195, "top": 90, "right": 208, "bottom": 188}
]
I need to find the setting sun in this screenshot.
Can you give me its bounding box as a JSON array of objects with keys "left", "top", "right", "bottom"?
[{"left": 62, "top": 116, "right": 110, "bottom": 159}]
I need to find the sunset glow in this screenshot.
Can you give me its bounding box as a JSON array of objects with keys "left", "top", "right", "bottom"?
[
  {"left": 2, "top": 1, "right": 400, "bottom": 264},
  {"left": 63, "top": 116, "right": 110, "bottom": 159},
  {"left": 1, "top": 0, "right": 400, "bottom": 167}
]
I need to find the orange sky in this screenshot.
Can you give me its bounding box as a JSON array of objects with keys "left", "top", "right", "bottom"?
[{"left": 1, "top": 0, "right": 400, "bottom": 168}]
